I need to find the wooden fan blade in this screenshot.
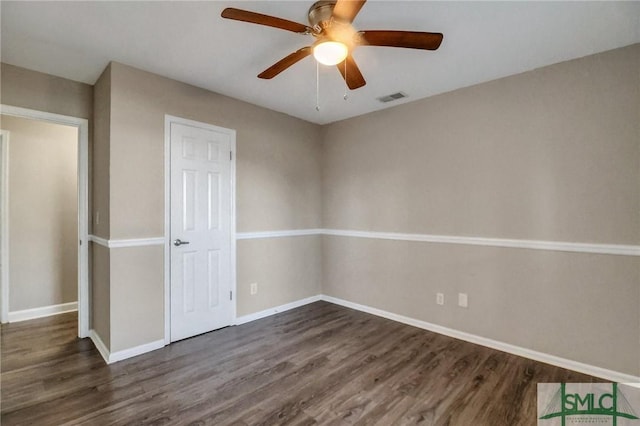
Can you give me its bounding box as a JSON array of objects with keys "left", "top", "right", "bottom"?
[
  {"left": 332, "top": 0, "right": 366, "bottom": 23},
  {"left": 337, "top": 54, "right": 366, "bottom": 90},
  {"left": 358, "top": 30, "right": 443, "bottom": 50},
  {"left": 221, "top": 8, "right": 312, "bottom": 34},
  {"left": 258, "top": 47, "right": 313, "bottom": 79}
]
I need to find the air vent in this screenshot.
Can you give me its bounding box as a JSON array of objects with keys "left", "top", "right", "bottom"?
[{"left": 377, "top": 92, "right": 408, "bottom": 103}]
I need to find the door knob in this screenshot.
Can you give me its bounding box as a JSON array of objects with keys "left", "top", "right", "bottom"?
[{"left": 174, "top": 239, "right": 190, "bottom": 246}]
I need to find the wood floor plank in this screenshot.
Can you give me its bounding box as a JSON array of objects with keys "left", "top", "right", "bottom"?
[{"left": 1, "top": 301, "right": 604, "bottom": 425}]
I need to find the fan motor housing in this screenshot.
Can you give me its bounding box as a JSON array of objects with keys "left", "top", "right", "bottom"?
[{"left": 308, "top": 0, "right": 336, "bottom": 29}]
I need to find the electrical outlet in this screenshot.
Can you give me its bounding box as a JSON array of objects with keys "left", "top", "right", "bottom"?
[
  {"left": 250, "top": 282, "right": 258, "bottom": 295},
  {"left": 458, "top": 293, "right": 468, "bottom": 308},
  {"left": 436, "top": 293, "right": 444, "bottom": 306}
]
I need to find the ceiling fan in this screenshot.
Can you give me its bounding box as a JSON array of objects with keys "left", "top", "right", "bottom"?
[{"left": 221, "top": 0, "right": 443, "bottom": 90}]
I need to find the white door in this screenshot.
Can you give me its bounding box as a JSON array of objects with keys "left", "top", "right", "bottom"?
[{"left": 170, "top": 120, "right": 234, "bottom": 342}]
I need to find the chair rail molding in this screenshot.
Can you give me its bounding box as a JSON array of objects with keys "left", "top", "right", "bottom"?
[
  {"left": 235, "top": 228, "right": 640, "bottom": 256},
  {"left": 89, "top": 235, "right": 165, "bottom": 249}
]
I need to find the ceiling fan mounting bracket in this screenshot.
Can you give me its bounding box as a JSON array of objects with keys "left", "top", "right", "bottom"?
[{"left": 308, "top": 1, "right": 337, "bottom": 29}]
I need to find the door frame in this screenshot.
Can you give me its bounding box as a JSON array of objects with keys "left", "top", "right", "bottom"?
[
  {"left": 1, "top": 129, "right": 9, "bottom": 323},
  {"left": 163, "top": 114, "right": 237, "bottom": 345},
  {"left": 0, "top": 105, "right": 89, "bottom": 338}
]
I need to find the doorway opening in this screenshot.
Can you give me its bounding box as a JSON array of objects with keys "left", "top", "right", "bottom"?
[{"left": 0, "top": 105, "right": 89, "bottom": 338}]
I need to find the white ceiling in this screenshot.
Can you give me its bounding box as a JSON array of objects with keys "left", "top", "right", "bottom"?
[{"left": 2, "top": 1, "right": 639, "bottom": 124}]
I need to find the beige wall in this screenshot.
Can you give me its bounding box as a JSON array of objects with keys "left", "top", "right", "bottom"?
[
  {"left": 3, "top": 41, "right": 638, "bottom": 378},
  {"left": 108, "top": 62, "right": 322, "bottom": 238},
  {"left": 1, "top": 63, "right": 93, "bottom": 120},
  {"left": 90, "top": 66, "right": 111, "bottom": 346},
  {"left": 92, "top": 65, "right": 111, "bottom": 239},
  {"left": 323, "top": 236, "right": 639, "bottom": 375},
  {"left": 98, "top": 62, "right": 323, "bottom": 350},
  {"left": 91, "top": 244, "right": 110, "bottom": 348},
  {"left": 323, "top": 45, "right": 640, "bottom": 244},
  {"left": 0, "top": 63, "right": 102, "bottom": 336},
  {"left": 2, "top": 114, "right": 78, "bottom": 312},
  {"left": 3, "top": 61, "right": 323, "bottom": 351},
  {"left": 237, "top": 236, "right": 322, "bottom": 316},
  {"left": 110, "top": 245, "right": 164, "bottom": 352},
  {"left": 322, "top": 44, "right": 640, "bottom": 376}
]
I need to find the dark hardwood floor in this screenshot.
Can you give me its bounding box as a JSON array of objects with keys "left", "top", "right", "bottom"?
[{"left": 1, "top": 301, "right": 601, "bottom": 425}]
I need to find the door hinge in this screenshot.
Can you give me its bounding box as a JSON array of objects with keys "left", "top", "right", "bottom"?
[
  {"left": 79, "top": 239, "right": 82, "bottom": 246},
  {"left": 230, "top": 151, "right": 232, "bottom": 161},
  {"left": 230, "top": 291, "right": 233, "bottom": 301}
]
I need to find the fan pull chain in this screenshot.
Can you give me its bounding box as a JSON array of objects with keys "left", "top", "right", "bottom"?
[
  {"left": 315, "top": 61, "right": 320, "bottom": 111},
  {"left": 343, "top": 59, "right": 348, "bottom": 101}
]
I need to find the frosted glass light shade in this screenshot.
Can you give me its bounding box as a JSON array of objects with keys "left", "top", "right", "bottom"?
[{"left": 313, "top": 41, "right": 348, "bottom": 66}]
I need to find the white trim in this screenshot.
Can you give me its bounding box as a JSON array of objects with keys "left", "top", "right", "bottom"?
[
  {"left": 89, "top": 329, "right": 165, "bottom": 364},
  {"left": 323, "top": 229, "right": 640, "bottom": 256},
  {"left": 109, "top": 339, "right": 165, "bottom": 363},
  {"left": 0, "top": 105, "right": 89, "bottom": 337},
  {"left": 230, "top": 129, "right": 238, "bottom": 329},
  {"left": 236, "top": 229, "right": 324, "bottom": 240},
  {"left": 320, "top": 295, "right": 640, "bottom": 384},
  {"left": 235, "top": 295, "right": 322, "bottom": 325},
  {"left": 108, "top": 237, "right": 164, "bottom": 248},
  {"left": 89, "top": 235, "right": 109, "bottom": 248},
  {"left": 89, "top": 329, "right": 110, "bottom": 364},
  {"left": 77, "top": 114, "right": 89, "bottom": 338},
  {"left": 164, "top": 115, "right": 237, "bottom": 345},
  {"left": 234, "top": 228, "right": 640, "bottom": 257},
  {"left": 0, "top": 130, "right": 9, "bottom": 323},
  {"left": 89, "top": 235, "right": 164, "bottom": 249},
  {"left": 164, "top": 117, "right": 171, "bottom": 345},
  {"left": 8, "top": 301, "right": 78, "bottom": 323}
]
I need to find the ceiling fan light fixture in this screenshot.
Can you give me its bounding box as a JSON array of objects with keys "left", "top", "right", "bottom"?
[
  {"left": 313, "top": 40, "right": 348, "bottom": 65},
  {"left": 221, "top": 1, "right": 444, "bottom": 90}
]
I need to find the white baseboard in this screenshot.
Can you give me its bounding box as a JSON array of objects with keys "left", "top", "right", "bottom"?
[
  {"left": 235, "top": 295, "right": 322, "bottom": 325},
  {"left": 89, "top": 328, "right": 164, "bottom": 364},
  {"left": 90, "top": 296, "right": 324, "bottom": 364},
  {"left": 92, "top": 293, "right": 639, "bottom": 382},
  {"left": 109, "top": 339, "right": 165, "bottom": 363},
  {"left": 320, "top": 295, "right": 640, "bottom": 384},
  {"left": 89, "top": 329, "right": 110, "bottom": 364},
  {"left": 8, "top": 301, "right": 77, "bottom": 322}
]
